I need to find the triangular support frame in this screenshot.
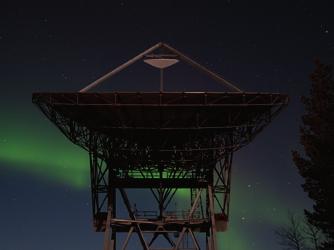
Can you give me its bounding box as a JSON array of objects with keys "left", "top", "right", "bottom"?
[{"left": 79, "top": 42, "right": 242, "bottom": 93}]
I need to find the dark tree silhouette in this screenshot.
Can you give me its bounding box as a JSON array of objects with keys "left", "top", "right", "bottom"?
[
  {"left": 292, "top": 61, "right": 334, "bottom": 249},
  {"left": 276, "top": 213, "right": 306, "bottom": 250},
  {"left": 303, "top": 219, "right": 323, "bottom": 250},
  {"left": 275, "top": 213, "right": 323, "bottom": 250}
]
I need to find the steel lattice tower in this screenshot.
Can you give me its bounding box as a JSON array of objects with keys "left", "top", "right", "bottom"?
[{"left": 33, "top": 43, "right": 288, "bottom": 250}]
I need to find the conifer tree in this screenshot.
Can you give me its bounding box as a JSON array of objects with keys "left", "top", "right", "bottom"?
[{"left": 292, "top": 61, "right": 334, "bottom": 249}]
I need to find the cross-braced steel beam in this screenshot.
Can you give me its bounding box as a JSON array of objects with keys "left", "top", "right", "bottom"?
[{"left": 94, "top": 149, "right": 233, "bottom": 250}]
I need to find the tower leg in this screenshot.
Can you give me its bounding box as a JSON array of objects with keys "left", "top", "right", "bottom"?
[
  {"left": 103, "top": 188, "right": 116, "bottom": 250},
  {"left": 111, "top": 188, "right": 116, "bottom": 250},
  {"left": 119, "top": 188, "right": 149, "bottom": 250},
  {"left": 104, "top": 206, "right": 112, "bottom": 250},
  {"left": 208, "top": 185, "right": 217, "bottom": 250}
]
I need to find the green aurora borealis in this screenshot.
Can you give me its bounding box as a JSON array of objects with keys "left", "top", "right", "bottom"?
[{"left": 0, "top": 116, "right": 89, "bottom": 188}]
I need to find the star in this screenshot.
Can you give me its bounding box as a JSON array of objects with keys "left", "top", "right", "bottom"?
[
  {"left": 61, "top": 73, "right": 69, "bottom": 80},
  {"left": 320, "top": 24, "right": 329, "bottom": 34}
]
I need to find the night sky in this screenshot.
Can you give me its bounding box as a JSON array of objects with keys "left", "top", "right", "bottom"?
[{"left": 1, "top": 1, "right": 334, "bottom": 249}]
